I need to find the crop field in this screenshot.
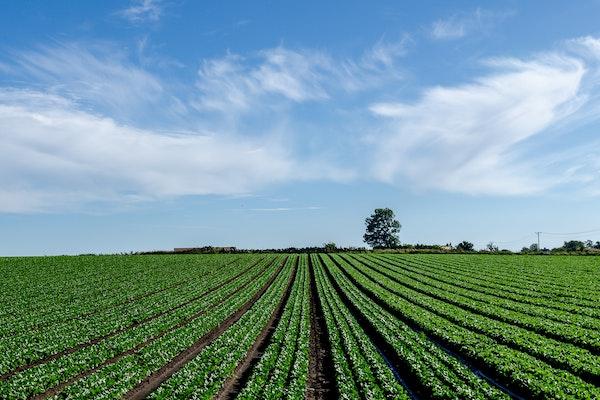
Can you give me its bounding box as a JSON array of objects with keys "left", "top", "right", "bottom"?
[{"left": 0, "top": 253, "right": 599, "bottom": 399}]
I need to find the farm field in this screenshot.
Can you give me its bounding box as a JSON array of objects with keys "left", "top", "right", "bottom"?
[{"left": 0, "top": 253, "right": 599, "bottom": 399}]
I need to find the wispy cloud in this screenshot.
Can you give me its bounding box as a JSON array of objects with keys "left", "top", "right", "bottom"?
[
  {"left": 4, "top": 35, "right": 600, "bottom": 213},
  {"left": 0, "top": 89, "right": 298, "bottom": 213},
  {"left": 2, "top": 42, "right": 178, "bottom": 125},
  {"left": 194, "top": 48, "right": 332, "bottom": 113},
  {"left": 194, "top": 39, "right": 408, "bottom": 114},
  {"left": 369, "top": 52, "right": 588, "bottom": 195},
  {"left": 429, "top": 8, "right": 512, "bottom": 40},
  {"left": 117, "top": 0, "right": 163, "bottom": 24}
]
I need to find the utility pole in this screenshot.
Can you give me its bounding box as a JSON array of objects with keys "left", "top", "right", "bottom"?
[{"left": 535, "top": 232, "right": 541, "bottom": 251}]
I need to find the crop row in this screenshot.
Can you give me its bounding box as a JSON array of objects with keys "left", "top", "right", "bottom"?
[
  {"left": 0, "top": 255, "right": 265, "bottom": 376},
  {"left": 345, "top": 255, "right": 600, "bottom": 384},
  {"left": 333, "top": 254, "right": 600, "bottom": 398},
  {"left": 369, "top": 254, "right": 600, "bottom": 327},
  {"left": 41, "top": 256, "right": 287, "bottom": 400},
  {"left": 0, "top": 256, "right": 280, "bottom": 399},
  {"left": 0, "top": 255, "right": 244, "bottom": 334},
  {"left": 395, "top": 254, "right": 600, "bottom": 305},
  {"left": 236, "top": 254, "right": 310, "bottom": 400},
  {"left": 147, "top": 256, "right": 297, "bottom": 399},
  {"left": 312, "top": 254, "right": 410, "bottom": 400},
  {"left": 320, "top": 255, "right": 508, "bottom": 400},
  {"left": 353, "top": 255, "right": 600, "bottom": 353}
]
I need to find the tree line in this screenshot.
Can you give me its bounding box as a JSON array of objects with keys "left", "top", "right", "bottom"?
[{"left": 360, "top": 208, "right": 600, "bottom": 254}]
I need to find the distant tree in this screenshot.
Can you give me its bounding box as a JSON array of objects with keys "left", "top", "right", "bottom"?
[
  {"left": 563, "top": 240, "right": 585, "bottom": 252},
  {"left": 363, "top": 208, "right": 401, "bottom": 249},
  {"left": 486, "top": 242, "right": 498, "bottom": 252},
  {"left": 456, "top": 241, "right": 474, "bottom": 252},
  {"left": 529, "top": 243, "right": 539, "bottom": 252},
  {"left": 585, "top": 240, "right": 594, "bottom": 249},
  {"left": 594, "top": 241, "right": 600, "bottom": 249},
  {"left": 323, "top": 242, "right": 337, "bottom": 253}
]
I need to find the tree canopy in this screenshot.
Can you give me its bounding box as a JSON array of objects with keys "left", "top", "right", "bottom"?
[
  {"left": 363, "top": 208, "right": 401, "bottom": 248},
  {"left": 456, "top": 241, "right": 474, "bottom": 252}
]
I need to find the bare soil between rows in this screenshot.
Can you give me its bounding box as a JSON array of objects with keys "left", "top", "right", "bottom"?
[
  {"left": 332, "top": 254, "right": 526, "bottom": 400},
  {"left": 215, "top": 257, "right": 299, "bottom": 399},
  {"left": 306, "top": 255, "right": 337, "bottom": 400},
  {"left": 31, "top": 257, "right": 277, "bottom": 400},
  {"left": 123, "top": 257, "right": 288, "bottom": 400},
  {"left": 0, "top": 256, "right": 264, "bottom": 382}
]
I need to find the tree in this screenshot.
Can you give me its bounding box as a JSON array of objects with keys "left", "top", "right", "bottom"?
[
  {"left": 456, "top": 241, "right": 474, "bottom": 252},
  {"left": 529, "top": 243, "right": 539, "bottom": 252},
  {"left": 594, "top": 241, "right": 600, "bottom": 250},
  {"left": 563, "top": 240, "right": 585, "bottom": 252},
  {"left": 486, "top": 242, "right": 498, "bottom": 252},
  {"left": 323, "top": 242, "right": 337, "bottom": 253},
  {"left": 585, "top": 240, "right": 594, "bottom": 249},
  {"left": 363, "top": 208, "right": 401, "bottom": 249}
]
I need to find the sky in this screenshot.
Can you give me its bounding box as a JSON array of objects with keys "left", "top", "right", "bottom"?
[{"left": 2, "top": 0, "right": 600, "bottom": 255}]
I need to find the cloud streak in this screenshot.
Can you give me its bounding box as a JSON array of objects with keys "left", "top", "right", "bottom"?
[
  {"left": 117, "top": 0, "right": 163, "bottom": 24},
  {"left": 2, "top": 36, "right": 600, "bottom": 213},
  {"left": 0, "top": 89, "right": 301, "bottom": 212},
  {"left": 369, "top": 53, "right": 587, "bottom": 195},
  {"left": 430, "top": 8, "right": 512, "bottom": 40}
]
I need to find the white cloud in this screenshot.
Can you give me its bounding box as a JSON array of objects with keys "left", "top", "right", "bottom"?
[
  {"left": 0, "top": 89, "right": 350, "bottom": 213},
  {"left": 431, "top": 18, "right": 467, "bottom": 40},
  {"left": 4, "top": 43, "right": 178, "bottom": 125},
  {"left": 430, "top": 8, "right": 511, "bottom": 40},
  {"left": 369, "top": 54, "right": 586, "bottom": 195},
  {"left": 117, "top": 0, "right": 163, "bottom": 24},
  {"left": 194, "top": 48, "right": 332, "bottom": 113},
  {"left": 194, "top": 40, "right": 408, "bottom": 113},
  {"left": 4, "top": 35, "right": 600, "bottom": 214}
]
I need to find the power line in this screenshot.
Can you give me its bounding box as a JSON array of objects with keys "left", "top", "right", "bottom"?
[
  {"left": 495, "top": 233, "right": 536, "bottom": 245},
  {"left": 539, "top": 228, "right": 600, "bottom": 236}
]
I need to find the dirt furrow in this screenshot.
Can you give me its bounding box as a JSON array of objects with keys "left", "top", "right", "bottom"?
[
  {"left": 0, "top": 256, "right": 264, "bottom": 381},
  {"left": 122, "top": 257, "right": 289, "bottom": 400},
  {"left": 331, "top": 255, "right": 526, "bottom": 399},
  {"left": 306, "top": 254, "right": 337, "bottom": 400},
  {"left": 214, "top": 256, "right": 299, "bottom": 400},
  {"left": 30, "top": 258, "right": 277, "bottom": 400}
]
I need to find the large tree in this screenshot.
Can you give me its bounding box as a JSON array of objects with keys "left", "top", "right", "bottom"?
[
  {"left": 363, "top": 208, "right": 401, "bottom": 248},
  {"left": 456, "top": 241, "right": 474, "bottom": 252}
]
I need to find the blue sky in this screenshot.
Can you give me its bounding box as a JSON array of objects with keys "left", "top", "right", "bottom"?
[{"left": 2, "top": 0, "right": 600, "bottom": 255}]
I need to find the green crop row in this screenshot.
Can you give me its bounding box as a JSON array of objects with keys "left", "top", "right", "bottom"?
[
  {"left": 148, "top": 256, "right": 296, "bottom": 399},
  {"left": 313, "top": 254, "right": 410, "bottom": 400},
  {"left": 43, "top": 256, "right": 287, "bottom": 399},
  {"left": 353, "top": 255, "right": 600, "bottom": 354},
  {"left": 236, "top": 254, "right": 310, "bottom": 400},
  {"left": 368, "top": 254, "right": 600, "bottom": 329},
  {"left": 0, "top": 256, "right": 278, "bottom": 399},
  {"left": 322, "top": 255, "right": 508, "bottom": 400},
  {"left": 399, "top": 254, "right": 600, "bottom": 305},
  {"left": 347, "top": 255, "right": 600, "bottom": 382},
  {"left": 0, "top": 255, "right": 244, "bottom": 335},
  {"left": 335, "top": 255, "right": 600, "bottom": 399},
  {"left": 0, "top": 255, "right": 265, "bottom": 376}
]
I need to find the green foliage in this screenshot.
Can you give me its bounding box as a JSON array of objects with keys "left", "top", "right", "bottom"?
[
  {"left": 456, "top": 241, "right": 474, "bottom": 251},
  {"left": 486, "top": 242, "right": 499, "bottom": 252},
  {"left": 563, "top": 240, "right": 586, "bottom": 252},
  {"left": 323, "top": 242, "right": 337, "bottom": 252},
  {"left": 1, "top": 253, "right": 599, "bottom": 399},
  {"left": 363, "top": 208, "right": 401, "bottom": 249}
]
